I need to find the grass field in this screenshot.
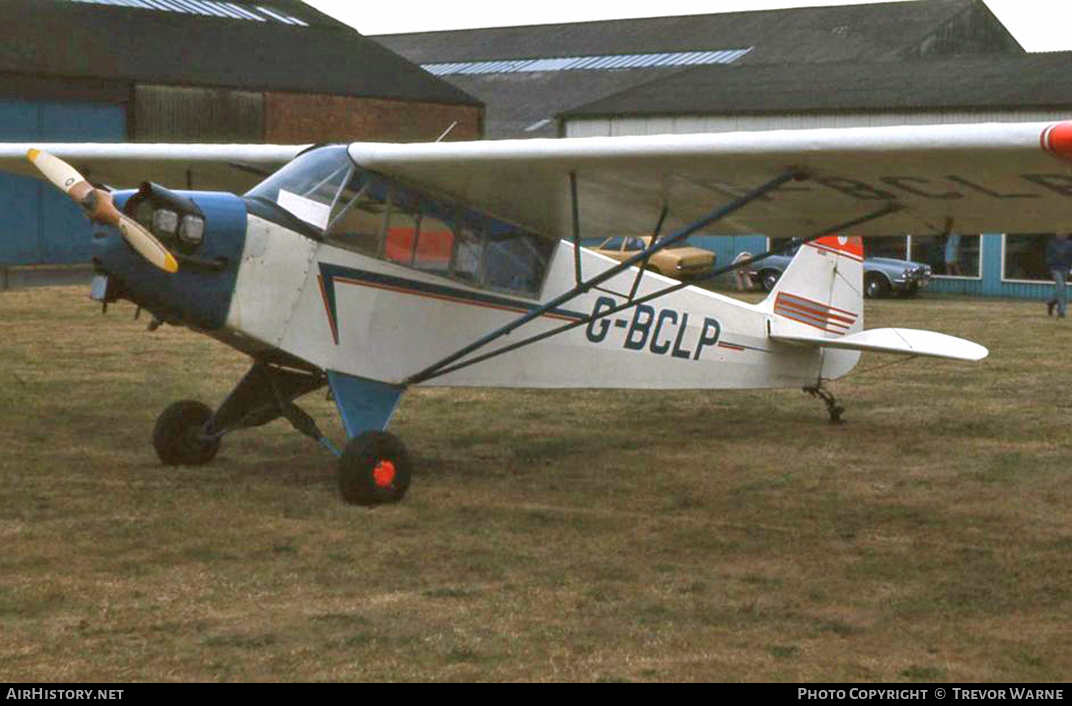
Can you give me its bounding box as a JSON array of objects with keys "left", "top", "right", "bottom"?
[{"left": 0, "top": 286, "right": 1070, "bottom": 682}]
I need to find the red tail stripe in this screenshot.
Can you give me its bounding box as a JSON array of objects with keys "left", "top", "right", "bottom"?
[
  {"left": 774, "top": 302, "right": 852, "bottom": 331},
  {"left": 776, "top": 292, "right": 859, "bottom": 319},
  {"left": 775, "top": 298, "right": 857, "bottom": 324}
]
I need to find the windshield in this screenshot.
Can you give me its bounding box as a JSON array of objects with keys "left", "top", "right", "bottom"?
[{"left": 245, "top": 145, "right": 357, "bottom": 233}]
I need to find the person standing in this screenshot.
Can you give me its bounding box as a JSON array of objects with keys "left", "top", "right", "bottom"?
[
  {"left": 731, "top": 250, "right": 754, "bottom": 291},
  {"left": 944, "top": 232, "right": 962, "bottom": 276},
  {"left": 1045, "top": 234, "right": 1072, "bottom": 317}
]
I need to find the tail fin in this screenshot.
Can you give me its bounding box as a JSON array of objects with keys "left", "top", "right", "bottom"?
[{"left": 761, "top": 236, "right": 865, "bottom": 379}]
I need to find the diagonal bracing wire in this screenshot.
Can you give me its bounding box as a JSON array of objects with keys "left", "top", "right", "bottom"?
[{"left": 407, "top": 198, "right": 903, "bottom": 385}]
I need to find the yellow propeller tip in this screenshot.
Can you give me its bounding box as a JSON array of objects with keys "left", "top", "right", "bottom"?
[
  {"left": 164, "top": 255, "right": 180, "bottom": 274},
  {"left": 26, "top": 148, "right": 39, "bottom": 162}
]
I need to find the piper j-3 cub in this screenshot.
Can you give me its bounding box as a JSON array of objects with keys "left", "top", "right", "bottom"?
[{"left": 5, "top": 122, "right": 1072, "bottom": 505}]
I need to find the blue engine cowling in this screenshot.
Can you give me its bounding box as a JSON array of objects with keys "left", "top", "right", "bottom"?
[{"left": 92, "top": 189, "right": 248, "bottom": 331}]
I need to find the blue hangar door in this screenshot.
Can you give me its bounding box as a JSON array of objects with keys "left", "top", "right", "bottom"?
[{"left": 0, "top": 100, "right": 126, "bottom": 266}]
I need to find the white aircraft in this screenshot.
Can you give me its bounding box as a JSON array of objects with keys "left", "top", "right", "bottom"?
[{"left": 3, "top": 121, "right": 1071, "bottom": 505}]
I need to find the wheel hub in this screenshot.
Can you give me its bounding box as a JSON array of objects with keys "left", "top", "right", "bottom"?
[{"left": 372, "top": 459, "right": 397, "bottom": 488}]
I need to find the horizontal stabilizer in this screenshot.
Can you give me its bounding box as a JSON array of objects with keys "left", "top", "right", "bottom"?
[{"left": 770, "top": 327, "right": 988, "bottom": 361}]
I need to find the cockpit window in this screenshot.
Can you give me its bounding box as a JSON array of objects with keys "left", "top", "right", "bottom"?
[
  {"left": 247, "top": 145, "right": 555, "bottom": 300},
  {"left": 245, "top": 145, "right": 356, "bottom": 232}
]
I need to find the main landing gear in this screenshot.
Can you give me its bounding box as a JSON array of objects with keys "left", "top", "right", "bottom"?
[
  {"left": 338, "top": 431, "right": 412, "bottom": 505},
  {"left": 150, "top": 361, "right": 411, "bottom": 506},
  {"left": 153, "top": 400, "right": 221, "bottom": 465}
]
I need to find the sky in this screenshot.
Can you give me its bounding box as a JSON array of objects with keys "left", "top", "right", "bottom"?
[{"left": 301, "top": 0, "right": 1072, "bottom": 52}]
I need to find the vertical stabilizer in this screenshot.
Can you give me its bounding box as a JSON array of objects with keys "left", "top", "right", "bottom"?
[{"left": 761, "top": 236, "right": 865, "bottom": 379}]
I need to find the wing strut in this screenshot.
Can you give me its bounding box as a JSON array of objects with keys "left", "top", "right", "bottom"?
[
  {"left": 407, "top": 201, "right": 902, "bottom": 385},
  {"left": 405, "top": 168, "right": 803, "bottom": 386},
  {"left": 569, "top": 171, "right": 583, "bottom": 287},
  {"left": 628, "top": 205, "right": 669, "bottom": 301}
]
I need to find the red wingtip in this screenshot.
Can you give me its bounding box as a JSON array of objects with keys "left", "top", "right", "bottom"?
[{"left": 1041, "top": 122, "right": 1072, "bottom": 160}]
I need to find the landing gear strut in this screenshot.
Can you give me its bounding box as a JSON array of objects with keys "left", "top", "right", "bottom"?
[
  {"left": 151, "top": 361, "right": 410, "bottom": 505},
  {"left": 803, "top": 383, "right": 845, "bottom": 424},
  {"left": 152, "top": 361, "right": 328, "bottom": 464}
]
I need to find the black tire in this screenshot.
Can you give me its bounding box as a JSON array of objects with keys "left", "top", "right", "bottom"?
[
  {"left": 760, "top": 269, "right": 781, "bottom": 292},
  {"left": 153, "top": 400, "right": 220, "bottom": 466},
  {"left": 864, "top": 273, "right": 891, "bottom": 299},
  {"left": 338, "top": 431, "right": 412, "bottom": 506}
]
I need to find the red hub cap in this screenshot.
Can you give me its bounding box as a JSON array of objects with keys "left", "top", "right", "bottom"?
[{"left": 372, "top": 459, "right": 397, "bottom": 488}]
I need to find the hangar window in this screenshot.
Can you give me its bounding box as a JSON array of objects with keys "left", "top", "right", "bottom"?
[
  {"left": 910, "top": 234, "right": 981, "bottom": 278},
  {"left": 1003, "top": 234, "right": 1055, "bottom": 282},
  {"left": 765, "top": 234, "right": 982, "bottom": 279},
  {"left": 865, "top": 236, "right": 908, "bottom": 261}
]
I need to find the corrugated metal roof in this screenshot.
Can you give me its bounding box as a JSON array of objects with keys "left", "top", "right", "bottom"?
[
  {"left": 0, "top": 0, "right": 481, "bottom": 106},
  {"left": 439, "top": 68, "right": 681, "bottom": 139},
  {"left": 373, "top": 0, "right": 1023, "bottom": 139},
  {"left": 374, "top": 0, "right": 1017, "bottom": 66},
  {"left": 561, "top": 52, "right": 1072, "bottom": 118},
  {"left": 67, "top": 0, "right": 311, "bottom": 25},
  {"left": 423, "top": 48, "right": 752, "bottom": 76}
]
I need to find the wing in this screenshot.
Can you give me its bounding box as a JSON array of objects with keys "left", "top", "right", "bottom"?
[
  {"left": 348, "top": 121, "right": 1072, "bottom": 239},
  {"left": 0, "top": 143, "right": 309, "bottom": 194}
]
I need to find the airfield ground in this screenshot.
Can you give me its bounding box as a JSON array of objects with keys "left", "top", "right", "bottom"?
[{"left": 0, "top": 286, "right": 1069, "bottom": 682}]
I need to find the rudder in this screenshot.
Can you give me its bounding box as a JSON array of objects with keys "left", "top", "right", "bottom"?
[{"left": 761, "top": 236, "right": 865, "bottom": 379}]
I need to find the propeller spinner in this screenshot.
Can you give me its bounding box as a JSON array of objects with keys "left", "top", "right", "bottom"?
[{"left": 26, "top": 149, "right": 179, "bottom": 273}]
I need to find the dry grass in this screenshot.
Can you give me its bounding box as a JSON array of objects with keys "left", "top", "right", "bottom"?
[{"left": 0, "top": 286, "right": 1070, "bottom": 682}]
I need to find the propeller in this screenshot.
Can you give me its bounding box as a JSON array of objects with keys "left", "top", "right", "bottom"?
[{"left": 26, "top": 149, "right": 179, "bottom": 273}]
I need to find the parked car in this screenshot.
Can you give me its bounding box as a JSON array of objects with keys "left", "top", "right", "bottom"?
[
  {"left": 748, "top": 243, "right": 931, "bottom": 298},
  {"left": 591, "top": 235, "right": 716, "bottom": 279}
]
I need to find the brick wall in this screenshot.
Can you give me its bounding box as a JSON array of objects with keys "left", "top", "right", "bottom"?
[{"left": 264, "top": 92, "right": 482, "bottom": 143}]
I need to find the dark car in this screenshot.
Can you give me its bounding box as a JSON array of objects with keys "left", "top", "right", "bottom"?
[{"left": 748, "top": 244, "right": 931, "bottom": 298}]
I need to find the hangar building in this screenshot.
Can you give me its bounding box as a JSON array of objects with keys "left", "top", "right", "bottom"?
[
  {"left": 0, "top": 0, "right": 481, "bottom": 279},
  {"left": 375, "top": 0, "right": 1021, "bottom": 140},
  {"left": 377, "top": 0, "right": 1072, "bottom": 300},
  {"left": 561, "top": 51, "right": 1072, "bottom": 300}
]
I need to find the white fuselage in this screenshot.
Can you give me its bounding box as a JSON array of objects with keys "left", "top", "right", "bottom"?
[{"left": 222, "top": 215, "right": 856, "bottom": 390}]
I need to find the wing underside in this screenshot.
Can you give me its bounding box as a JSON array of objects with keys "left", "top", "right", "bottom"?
[
  {"left": 3, "top": 122, "right": 1072, "bottom": 243},
  {"left": 347, "top": 121, "right": 1072, "bottom": 241},
  {"left": 0, "top": 143, "right": 308, "bottom": 194}
]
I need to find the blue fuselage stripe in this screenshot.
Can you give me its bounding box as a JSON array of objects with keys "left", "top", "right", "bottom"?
[{"left": 318, "top": 263, "right": 586, "bottom": 343}]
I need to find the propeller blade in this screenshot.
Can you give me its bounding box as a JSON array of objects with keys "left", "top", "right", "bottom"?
[
  {"left": 26, "top": 148, "right": 179, "bottom": 274},
  {"left": 117, "top": 214, "right": 179, "bottom": 274},
  {"left": 26, "top": 148, "right": 86, "bottom": 195}
]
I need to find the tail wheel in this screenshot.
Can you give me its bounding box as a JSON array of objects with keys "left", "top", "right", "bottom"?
[
  {"left": 338, "top": 431, "right": 412, "bottom": 506},
  {"left": 864, "top": 273, "right": 891, "bottom": 299},
  {"left": 153, "top": 400, "right": 220, "bottom": 466}
]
